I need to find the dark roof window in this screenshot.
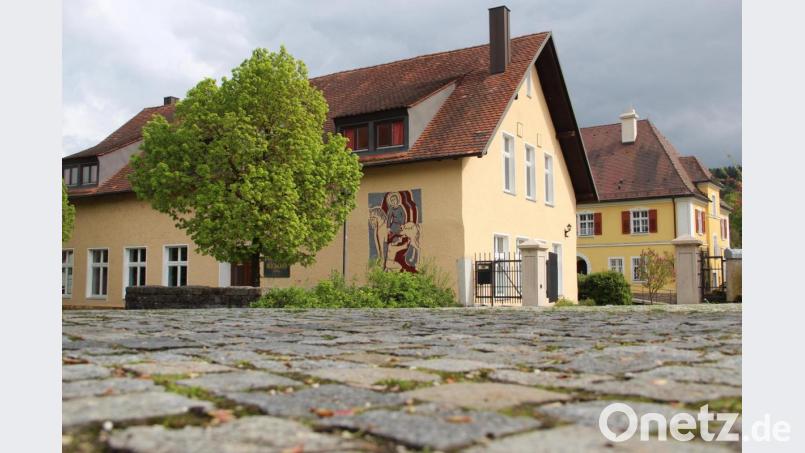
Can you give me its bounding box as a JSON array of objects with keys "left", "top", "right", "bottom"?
[
  {"left": 376, "top": 120, "right": 404, "bottom": 148},
  {"left": 341, "top": 124, "right": 369, "bottom": 151},
  {"left": 63, "top": 162, "right": 98, "bottom": 187}
]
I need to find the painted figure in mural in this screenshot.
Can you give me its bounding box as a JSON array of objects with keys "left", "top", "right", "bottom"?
[{"left": 368, "top": 189, "right": 422, "bottom": 272}]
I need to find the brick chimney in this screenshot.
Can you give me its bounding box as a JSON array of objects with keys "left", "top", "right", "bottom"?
[
  {"left": 163, "top": 96, "right": 179, "bottom": 106},
  {"left": 489, "top": 6, "right": 511, "bottom": 74},
  {"left": 619, "top": 108, "right": 639, "bottom": 143}
]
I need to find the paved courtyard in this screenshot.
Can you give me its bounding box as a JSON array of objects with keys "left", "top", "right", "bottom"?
[{"left": 63, "top": 304, "right": 742, "bottom": 452}]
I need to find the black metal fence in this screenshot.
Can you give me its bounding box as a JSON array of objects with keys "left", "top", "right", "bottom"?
[
  {"left": 630, "top": 285, "right": 677, "bottom": 304},
  {"left": 473, "top": 252, "right": 522, "bottom": 306},
  {"left": 700, "top": 249, "right": 726, "bottom": 302}
]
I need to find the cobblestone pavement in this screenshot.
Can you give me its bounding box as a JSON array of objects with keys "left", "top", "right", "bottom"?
[{"left": 62, "top": 305, "right": 742, "bottom": 452}]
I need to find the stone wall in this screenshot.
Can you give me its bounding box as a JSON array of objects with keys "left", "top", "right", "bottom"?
[{"left": 125, "top": 286, "right": 263, "bottom": 310}]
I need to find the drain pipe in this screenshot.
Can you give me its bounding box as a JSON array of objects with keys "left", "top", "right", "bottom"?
[{"left": 342, "top": 218, "right": 348, "bottom": 277}]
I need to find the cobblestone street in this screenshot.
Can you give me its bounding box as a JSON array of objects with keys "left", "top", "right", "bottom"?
[{"left": 62, "top": 305, "right": 742, "bottom": 452}]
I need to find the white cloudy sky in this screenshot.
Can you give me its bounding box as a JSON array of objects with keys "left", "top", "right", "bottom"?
[{"left": 63, "top": 0, "right": 741, "bottom": 167}]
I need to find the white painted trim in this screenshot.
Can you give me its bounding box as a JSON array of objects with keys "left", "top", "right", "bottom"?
[
  {"left": 523, "top": 142, "right": 537, "bottom": 201},
  {"left": 577, "top": 212, "right": 596, "bottom": 237},
  {"left": 525, "top": 65, "right": 533, "bottom": 98},
  {"left": 218, "top": 262, "right": 231, "bottom": 287},
  {"left": 493, "top": 233, "right": 510, "bottom": 256},
  {"left": 629, "top": 208, "right": 650, "bottom": 234},
  {"left": 62, "top": 248, "right": 74, "bottom": 298},
  {"left": 162, "top": 244, "right": 189, "bottom": 287},
  {"left": 578, "top": 240, "right": 674, "bottom": 248},
  {"left": 86, "top": 247, "right": 109, "bottom": 299},
  {"left": 576, "top": 253, "right": 592, "bottom": 275},
  {"left": 501, "top": 131, "right": 516, "bottom": 195},
  {"left": 607, "top": 256, "right": 626, "bottom": 276},
  {"left": 543, "top": 151, "right": 555, "bottom": 206},
  {"left": 631, "top": 256, "right": 645, "bottom": 283},
  {"left": 122, "top": 246, "right": 147, "bottom": 298}
]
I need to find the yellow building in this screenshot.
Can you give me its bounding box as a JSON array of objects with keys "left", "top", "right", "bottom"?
[
  {"left": 62, "top": 8, "right": 599, "bottom": 308},
  {"left": 575, "top": 110, "right": 732, "bottom": 299}
]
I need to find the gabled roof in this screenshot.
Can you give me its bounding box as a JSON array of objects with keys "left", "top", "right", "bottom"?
[
  {"left": 580, "top": 119, "right": 709, "bottom": 202},
  {"left": 64, "top": 105, "right": 176, "bottom": 159},
  {"left": 65, "top": 32, "right": 598, "bottom": 202}
]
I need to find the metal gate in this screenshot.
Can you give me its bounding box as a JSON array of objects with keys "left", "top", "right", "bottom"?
[
  {"left": 700, "top": 250, "right": 726, "bottom": 302},
  {"left": 473, "top": 253, "right": 521, "bottom": 306}
]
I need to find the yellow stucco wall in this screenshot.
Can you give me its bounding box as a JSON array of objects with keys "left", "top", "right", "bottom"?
[
  {"left": 265, "top": 159, "right": 464, "bottom": 290},
  {"left": 462, "top": 64, "right": 579, "bottom": 300},
  {"left": 698, "top": 183, "right": 731, "bottom": 256},
  {"left": 62, "top": 194, "right": 220, "bottom": 308},
  {"left": 577, "top": 199, "right": 676, "bottom": 286}
]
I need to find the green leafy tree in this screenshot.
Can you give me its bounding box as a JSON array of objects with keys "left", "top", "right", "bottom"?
[
  {"left": 636, "top": 249, "right": 675, "bottom": 304},
  {"left": 62, "top": 181, "right": 75, "bottom": 242},
  {"left": 130, "top": 47, "right": 362, "bottom": 286}
]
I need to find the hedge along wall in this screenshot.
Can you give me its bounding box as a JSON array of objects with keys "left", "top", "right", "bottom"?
[{"left": 125, "top": 286, "right": 264, "bottom": 310}]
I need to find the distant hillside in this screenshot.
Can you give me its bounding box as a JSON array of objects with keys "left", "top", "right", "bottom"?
[{"left": 709, "top": 166, "right": 742, "bottom": 248}]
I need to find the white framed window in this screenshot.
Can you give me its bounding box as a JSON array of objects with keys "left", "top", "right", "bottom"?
[
  {"left": 124, "top": 247, "right": 147, "bottom": 296},
  {"left": 578, "top": 213, "right": 595, "bottom": 237},
  {"left": 525, "top": 69, "right": 533, "bottom": 98},
  {"left": 502, "top": 134, "right": 515, "bottom": 194},
  {"left": 710, "top": 195, "right": 718, "bottom": 216},
  {"left": 552, "top": 243, "right": 563, "bottom": 296},
  {"left": 164, "top": 245, "right": 188, "bottom": 287},
  {"left": 631, "top": 256, "right": 644, "bottom": 282},
  {"left": 62, "top": 250, "right": 74, "bottom": 297},
  {"left": 524, "top": 144, "right": 536, "bottom": 200},
  {"left": 87, "top": 248, "right": 109, "bottom": 298},
  {"left": 631, "top": 209, "right": 650, "bottom": 234},
  {"left": 493, "top": 234, "right": 510, "bottom": 258},
  {"left": 493, "top": 234, "right": 510, "bottom": 297},
  {"left": 608, "top": 257, "right": 624, "bottom": 275},
  {"left": 544, "top": 153, "right": 554, "bottom": 205}
]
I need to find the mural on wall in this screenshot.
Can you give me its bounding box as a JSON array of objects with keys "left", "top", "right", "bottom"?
[{"left": 368, "top": 189, "right": 422, "bottom": 272}]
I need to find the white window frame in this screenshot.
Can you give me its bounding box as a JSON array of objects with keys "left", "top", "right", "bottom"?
[
  {"left": 502, "top": 133, "right": 516, "bottom": 195},
  {"left": 630, "top": 209, "right": 650, "bottom": 234},
  {"left": 608, "top": 257, "right": 625, "bottom": 275},
  {"left": 710, "top": 195, "right": 718, "bottom": 216},
  {"left": 62, "top": 249, "right": 74, "bottom": 298},
  {"left": 123, "top": 246, "right": 147, "bottom": 297},
  {"left": 544, "top": 152, "right": 554, "bottom": 206},
  {"left": 524, "top": 143, "right": 536, "bottom": 201},
  {"left": 86, "top": 248, "right": 109, "bottom": 299},
  {"left": 631, "top": 256, "right": 645, "bottom": 282},
  {"left": 525, "top": 68, "right": 533, "bottom": 98},
  {"left": 552, "top": 243, "right": 563, "bottom": 297},
  {"left": 493, "top": 234, "right": 510, "bottom": 297},
  {"left": 578, "top": 212, "right": 595, "bottom": 237},
  {"left": 163, "top": 244, "right": 189, "bottom": 287}
]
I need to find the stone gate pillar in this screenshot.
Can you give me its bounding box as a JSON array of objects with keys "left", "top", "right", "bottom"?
[
  {"left": 519, "top": 240, "right": 550, "bottom": 307},
  {"left": 724, "top": 248, "right": 742, "bottom": 302},
  {"left": 671, "top": 235, "right": 703, "bottom": 304}
]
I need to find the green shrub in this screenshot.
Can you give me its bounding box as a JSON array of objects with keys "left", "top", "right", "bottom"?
[
  {"left": 251, "top": 263, "right": 458, "bottom": 309},
  {"left": 553, "top": 298, "right": 596, "bottom": 307},
  {"left": 578, "top": 271, "right": 632, "bottom": 305}
]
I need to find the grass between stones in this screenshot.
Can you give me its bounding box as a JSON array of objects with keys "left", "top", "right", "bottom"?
[
  {"left": 374, "top": 378, "right": 433, "bottom": 392},
  {"left": 150, "top": 373, "right": 263, "bottom": 417}
]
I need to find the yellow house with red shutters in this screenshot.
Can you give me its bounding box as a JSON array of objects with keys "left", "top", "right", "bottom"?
[{"left": 575, "top": 109, "right": 731, "bottom": 294}]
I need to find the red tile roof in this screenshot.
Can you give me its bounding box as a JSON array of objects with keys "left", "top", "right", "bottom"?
[
  {"left": 66, "top": 32, "right": 597, "bottom": 201},
  {"left": 311, "top": 33, "right": 549, "bottom": 164},
  {"left": 580, "top": 120, "right": 708, "bottom": 201},
  {"left": 679, "top": 156, "right": 714, "bottom": 183},
  {"left": 64, "top": 105, "right": 176, "bottom": 159}
]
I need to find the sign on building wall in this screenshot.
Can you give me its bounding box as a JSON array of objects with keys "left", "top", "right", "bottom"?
[{"left": 368, "top": 189, "right": 422, "bottom": 272}]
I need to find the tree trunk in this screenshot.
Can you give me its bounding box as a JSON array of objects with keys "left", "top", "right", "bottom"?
[{"left": 250, "top": 251, "right": 261, "bottom": 288}]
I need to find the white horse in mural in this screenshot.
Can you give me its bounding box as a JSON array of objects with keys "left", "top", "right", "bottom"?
[{"left": 368, "top": 207, "right": 421, "bottom": 270}]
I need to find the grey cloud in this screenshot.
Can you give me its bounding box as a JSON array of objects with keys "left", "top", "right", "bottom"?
[{"left": 64, "top": 0, "right": 740, "bottom": 166}]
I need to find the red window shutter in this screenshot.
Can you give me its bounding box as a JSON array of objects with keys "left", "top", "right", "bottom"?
[
  {"left": 391, "top": 120, "right": 404, "bottom": 146},
  {"left": 648, "top": 209, "right": 658, "bottom": 233},
  {"left": 695, "top": 210, "right": 700, "bottom": 234},
  {"left": 702, "top": 211, "right": 706, "bottom": 233},
  {"left": 343, "top": 128, "right": 356, "bottom": 149},
  {"left": 621, "top": 211, "right": 630, "bottom": 234},
  {"left": 594, "top": 213, "right": 603, "bottom": 235}
]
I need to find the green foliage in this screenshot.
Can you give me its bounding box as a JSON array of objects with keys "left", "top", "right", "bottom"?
[
  {"left": 62, "top": 182, "right": 75, "bottom": 242},
  {"left": 129, "top": 47, "right": 362, "bottom": 271},
  {"left": 252, "top": 264, "right": 458, "bottom": 308},
  {"left": 710, "top": 165, "right": 742, "bottom": 248},
  {"left": 578, "top": 271, "right": 632, "bottom": 305},
  {"left": 553, "top": 298, "right": 596, "bottom": 307},
  {"left": 636, "top": 249, "right": 675, "bottom": 304}
]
